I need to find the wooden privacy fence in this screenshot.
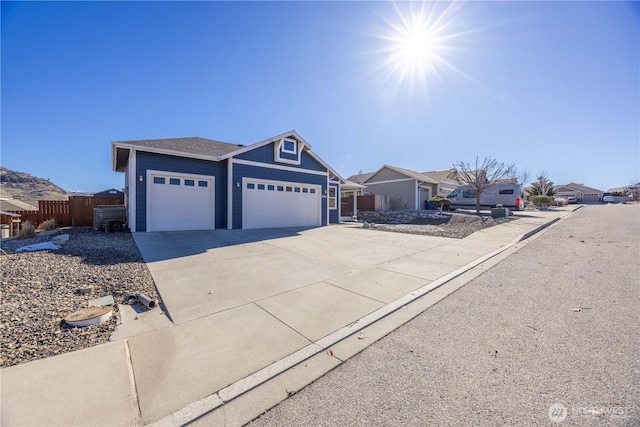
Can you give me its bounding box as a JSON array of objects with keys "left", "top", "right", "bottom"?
[
  {"left": 8, "top": 200, "right": 72, "bottom": 227},
  {"left": 340, "top": 194, "right": 392, "bottom": 216},
  {"left": 69, "top": 196, "right": 124, "bottom": 226},
  {"left": 4, "top": 196, "right": 124, "bottom": 228}
]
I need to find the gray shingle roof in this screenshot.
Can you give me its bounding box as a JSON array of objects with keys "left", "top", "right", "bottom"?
[
  {"left": 346, "top": 172, "right": 374, "bottom": 184},
  {"left": 114, "top": 137, "right": 242, "bottom": 158}
]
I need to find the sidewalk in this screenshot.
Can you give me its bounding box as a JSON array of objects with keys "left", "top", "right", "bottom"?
[{"left": 0, "top": 207, "right": 577, "bottom": 427}]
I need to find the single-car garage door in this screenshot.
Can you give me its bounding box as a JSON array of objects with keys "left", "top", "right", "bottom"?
[
  {"left": 243, "top": 178, "right": 321, "bottom": 229},
  {"left": 147, "top": 171, "right": 214, "bottom": 232}
]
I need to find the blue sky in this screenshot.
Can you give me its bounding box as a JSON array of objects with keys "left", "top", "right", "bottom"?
[{"left": 1, "top": 1, "right": 638, "bottom": 193}]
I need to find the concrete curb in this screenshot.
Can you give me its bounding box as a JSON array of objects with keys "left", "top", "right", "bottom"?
[
  {"left": 515, "top": 205, "right": 582, "bottom": 243},
  {"left": 153, "top": 211, "right": 572, "bottom": 426}
]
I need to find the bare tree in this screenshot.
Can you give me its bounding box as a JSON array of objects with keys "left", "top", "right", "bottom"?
[{"left": 452, "top": 156, "right": 516, "bottom": 214}]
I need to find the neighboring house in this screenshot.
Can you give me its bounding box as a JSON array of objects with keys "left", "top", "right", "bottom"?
[
  {"left": 0, "top": 199, "right": 38, "bottom": 212},
  {"left": 339, "top": 179, "right": 367, "bottom": 220},
  {"left": 346, "top": 172, "right": 374, "bottom": 185},
  {"left": 346, "top": 167, "right": 461, "bottom": 211},
  {"left": 554, "top": 183, "right": 603, "bottom": 203},
  {"left": 421, "top": 168, "right": 459, "bottom": 196},
  {"left": 94, "top": 188, "right": 125, "bottom": 198},
  {"left": 361, "top": 165, "right": 438, "bottom": 210},
  {"left": 607, "top": 185, "right": 639, "bottom": 201},
  {"left": 111, "top": 131, "right": 343, "bottom": 232}
]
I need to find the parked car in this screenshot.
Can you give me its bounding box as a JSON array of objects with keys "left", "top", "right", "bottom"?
[
  {"left": 602, "top": 195, "right": 614, "bottom": 203},
  {"left": 567, "top": 196, "right": 577, "bottom": 204},
  {"left": 447, "top": 183, "right": 525, "bottom": 211}
]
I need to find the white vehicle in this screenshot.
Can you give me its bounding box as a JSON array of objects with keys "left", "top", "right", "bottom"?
[{"left": 447, "top": 183, "right": 525, "bottom": 211}]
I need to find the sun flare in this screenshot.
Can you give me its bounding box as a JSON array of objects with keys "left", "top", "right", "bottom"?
[{"left": 375, "top": 1, "right": 469, "bottom": 91}]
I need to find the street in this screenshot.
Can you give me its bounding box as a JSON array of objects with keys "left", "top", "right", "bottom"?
[{"left": 249, "top": 205, "right": 640, "bottom": 426}]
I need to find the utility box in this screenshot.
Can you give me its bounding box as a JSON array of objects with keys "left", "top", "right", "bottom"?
[
  {"left": 93, "top": 205, "right": 127, "bottom": 232},
  {"left": 491, "top": 206, "right": 510, "bottom": 218}
]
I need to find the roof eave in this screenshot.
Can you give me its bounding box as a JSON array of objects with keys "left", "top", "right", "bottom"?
[{"left": 111, "top": 142, "right": 224, "bottom": 171}]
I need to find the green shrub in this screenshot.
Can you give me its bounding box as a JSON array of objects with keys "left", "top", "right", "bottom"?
[
  {"left": 530, "top": 195, "right": 555, "bottom": 207},
  {"left": 19, "top": 221, "right": 36, "bottom": 239},
  {"left": 36, "top": 219, "right": 58, "bottom": 232},
  {"left": 428, "top": 195, "right": 451, "bottom": 211}
]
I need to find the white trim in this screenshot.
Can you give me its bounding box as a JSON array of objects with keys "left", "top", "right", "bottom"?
[
  {"left": 113, "top": 142, "right": 220, "bottom": 163},
  {"left": 232, "top": 158, "right": 329, "bottom": 176},
  {"left": 128, "top": 151, "right": 137, "bottom": 232},
  {"left": 282, "top": 138, "right": 297, "bottom": 155},
  {"left": 415, "top": 183, "right": 419, "bottom": 210},
  {"left": 364, "top": 178, "right": 415, "bottom": 185},
  {"left": 218, "top": 130, "right": 311, "bottom": 161},
  {"left": 145, "top": 169, "right": 215, "bottom": 232},
  {"left": 328, "top": 186, "right": 338, "bottom": 210},
  {"left": 227, "top": 158, "right": 234, "bottom": 229},
  {"left": 274, "top": 138, "right": 301, "bottom": 165}
]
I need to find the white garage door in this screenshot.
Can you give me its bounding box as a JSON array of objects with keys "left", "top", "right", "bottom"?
[
  {"left": 147, "top": 172, "right": 215, "bottom": 232},
  {"left": 243, "top": 179, "right": 321, "bottom": 229}
]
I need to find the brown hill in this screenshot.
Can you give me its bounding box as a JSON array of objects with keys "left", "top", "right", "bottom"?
[{"left": 0, "top": 166, "right": 68, "bottom": 201}]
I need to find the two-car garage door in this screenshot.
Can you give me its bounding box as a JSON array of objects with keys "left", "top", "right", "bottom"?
[
  {"left": 147, "top": 172, "right": 215, "bottom": 232},
  {"left": 242, "top": 179, "right": 321, "bottom": 229},
  {"left": 146, "top": 172, "right": 321, "bottom": 231}
]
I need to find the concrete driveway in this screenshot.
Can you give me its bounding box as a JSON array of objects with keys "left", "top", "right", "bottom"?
[
  {"left": 2, "top": 210, "right": 572, "bottom": 427},
  {"left": 132, "top": 225, "right": 458, "bottom": 330}
]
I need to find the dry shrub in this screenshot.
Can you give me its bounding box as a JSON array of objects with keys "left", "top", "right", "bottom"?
[
  {"left": 36, "top": 219, "right": 58, "bottom": 231},
  {"left": 19, "top": 221, "right": 36, "bottom": 239}
]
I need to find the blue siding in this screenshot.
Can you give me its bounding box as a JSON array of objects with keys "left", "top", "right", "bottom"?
[
  {"left": 279, "top": 151, "right": 298, "bottom": 162},
  {"left": 135, "top": 151, "right": 227, "bottom": 231},
  {"left": 236, "top": 143, "right": 275, "bottom": 163},
  {"left": 329, "top": 183, "right": 340, "bottom": 224},
  {"left": 236, "top": 142, "right": 326, "bottom": 172},
  {"left": 300, "top": 151, "right": 326, "bottom": 172},
  {"left": 232, "top": 163, "right": 327, "bottom": 229}
]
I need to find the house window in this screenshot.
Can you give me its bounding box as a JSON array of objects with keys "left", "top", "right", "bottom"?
[
  {"left": 329, "top": 187, "right": 337, "bottom": 209},
  {"left": 153, "top": 177, "right": 165, "bottom": 185},
  {"left": 282, "top": 139, "right": 296, "bottom": 154},
  {"left": 198, "top": 180, "right": 208, "bottom": 187},
  {"left": 169, "top": 178, "right": 180, "bottom": 185},
  {"left": 185, "top": 179, "right": 195, "bottom": 186}
]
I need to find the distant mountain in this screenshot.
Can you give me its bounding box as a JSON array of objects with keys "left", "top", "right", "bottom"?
[{"left": 0, "top": 166, "right": 68, "bottom": 201}]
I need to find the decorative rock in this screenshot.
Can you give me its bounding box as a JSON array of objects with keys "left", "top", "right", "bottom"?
[
  {"left": 50, "top": 234, "right": 70, "bottom": 244},
  {"left": 77, "top": 285, "right": 94, "bottom": 295},
  {"left": 0, "top": 227, "right": 161, "bottom": 368}
]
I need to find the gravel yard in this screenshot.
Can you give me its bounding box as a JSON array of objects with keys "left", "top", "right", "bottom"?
[
  {"left": 369, "top": 211, "right": 500, "bottom": 239},
  {"left": 1, "top": 228, "right": 159, "bottom": 367},
  {"left": 0, "top": 213, "right": 495, "bottom": 368}
]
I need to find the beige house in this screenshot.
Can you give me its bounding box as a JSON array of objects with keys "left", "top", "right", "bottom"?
[
  {"left": 355, "top": 165, "right": 437, "bottom": 210},
  {"left": 346, "top": 166, "right": 462, "bottom": 211},
  {"left": 422, "top": 168, "right": 459, "bottom": 196},
  {"left": 554, "top": 182, "right": 603, "bottom": 203}
]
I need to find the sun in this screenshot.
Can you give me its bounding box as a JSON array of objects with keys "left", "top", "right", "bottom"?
[{"left": 374, "top": 1, "right": 469, "bottom": 91}]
